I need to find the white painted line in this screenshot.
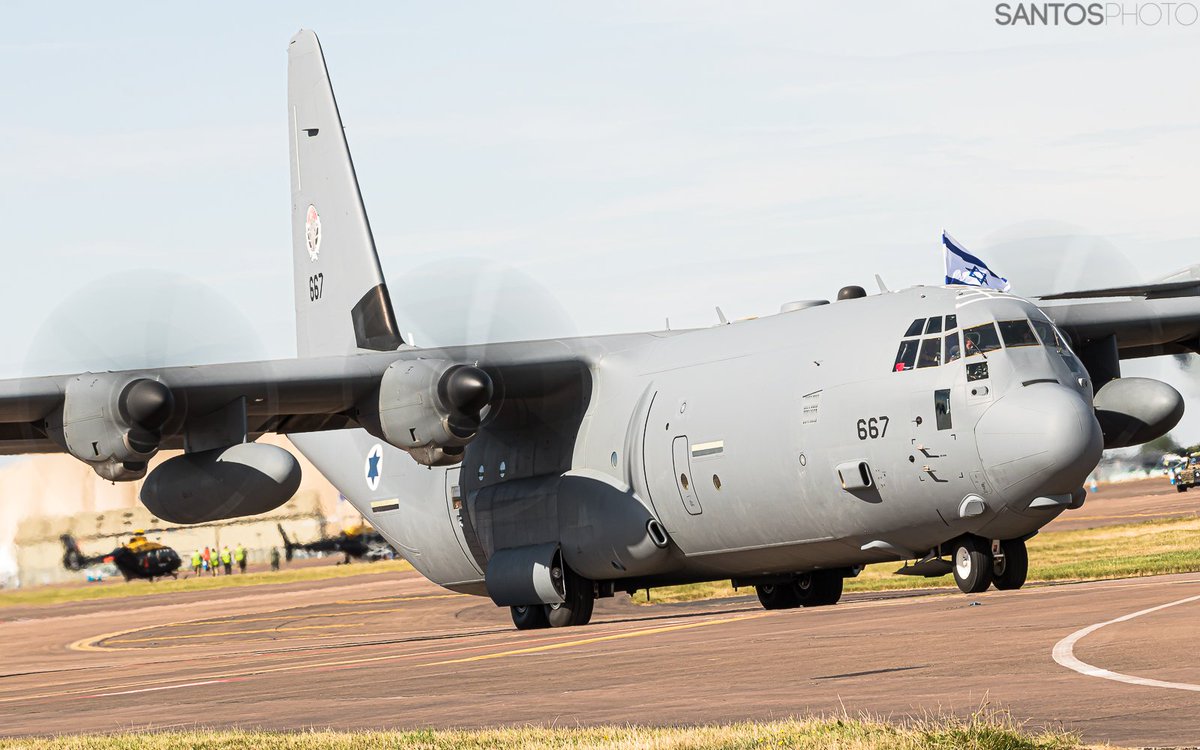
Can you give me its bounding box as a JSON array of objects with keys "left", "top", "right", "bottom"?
[
  {"left": 1052, "top": 593, "right": 1200, "bottom": 692},
  {"left": 88, "top": 679, "right": 229, "bottom": 698}
]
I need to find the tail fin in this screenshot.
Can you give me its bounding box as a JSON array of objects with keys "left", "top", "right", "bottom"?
[
  {"left": 60, "top": 534, "right": 85, "bottom": 571},
  {"left": 288, "top": 30, "right": 403, "bottom": 357},
  {"left": 277, "top": 523, "right": 296, "bottom": 562}
]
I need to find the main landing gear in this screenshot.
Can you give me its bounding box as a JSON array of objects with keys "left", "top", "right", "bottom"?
[
  {"left": 509, "top": 567, "right": 595, "bottom": 630},
  {"left": 950, "top": 535, "right": 1028, "bottom": 593},
  {"left": 755, "top": 570, "right": 844, "bottom": 610}
]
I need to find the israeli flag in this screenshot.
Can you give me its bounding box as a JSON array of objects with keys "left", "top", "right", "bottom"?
[{"left": 943, "top": 231, "right": 1010, "bottom": 291}]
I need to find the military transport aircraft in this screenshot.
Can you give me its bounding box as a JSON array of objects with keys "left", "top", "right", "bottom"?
[{"left": 0, "top": 30, "right": 1194, "bottom": 629}]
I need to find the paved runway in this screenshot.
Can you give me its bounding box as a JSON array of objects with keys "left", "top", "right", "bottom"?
[{"left": 2, "top": 566, "right": 1200, "bottom": 746}]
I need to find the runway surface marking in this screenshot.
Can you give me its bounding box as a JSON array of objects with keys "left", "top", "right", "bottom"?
[
  {"left": 1052, "top": 592, "right": 1200, "bottom": 692},
  {"left": 86, "top": 678, "right": 241, "bottom": 698},
  {"left": 68, "top": 594, "right": 464, "bottom": 651},
  {"left": 107, "top": 621, "right": 368, "bottom": 644},
  {"left": 5, "top": 611, "right": 762, "bottom": 706},
  {"left": 422, "top": 611, "right": 768, "bottom": 666}
]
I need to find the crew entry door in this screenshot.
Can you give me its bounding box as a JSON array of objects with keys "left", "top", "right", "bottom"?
[
  {"left": 444, "top": 467, "right": 483, "bottom": 575},
  {"left": 672, "top": 436, "right": 703, "bottom": 515}
]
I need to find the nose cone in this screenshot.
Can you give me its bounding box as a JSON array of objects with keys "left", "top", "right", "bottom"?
[{"left": 975, "top": 383, "right": 1103, "bottom": 502}]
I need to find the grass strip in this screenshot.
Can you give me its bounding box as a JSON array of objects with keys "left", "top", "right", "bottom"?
[
  {"left": 636, "top": 516, "right": 1200, "bottom": 604},
  {"left": 0, "top": 559, "right": 412, "bottom": 608},
  {"left": 0, "top": 712, "right": 1095, "bottom": 749}
]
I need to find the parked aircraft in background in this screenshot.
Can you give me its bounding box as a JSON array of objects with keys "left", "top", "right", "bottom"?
[
  {"left": 278, "top": 522, "right": 394, "bottom": 564},
  {"left": 61, "top": 531, "right": 182, "bottom": 582}
]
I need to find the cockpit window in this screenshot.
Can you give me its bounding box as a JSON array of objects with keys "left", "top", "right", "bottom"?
[
  {"left": 904, "top": 319, "right": 926, "bottom": 337},
  {"left": 945, "top": 314, "right": 957, "bottom": 331},
  {"left": 1031, "top": 319, "right": 1064, "bottom": 349},
  {"left": 963, "top": 323, "right": 1001, "bottom": 356},
  {"left": 998, "top": 320, "right": 1039, "bottom": 348},
  {"left": 917, "top": 338, "right": 941, "bottom": 368},
  {"left": 894, "top": 339, "right": 919, "bottom": 371},
  {"left": 924, "top": 317, "right": 943, "bottom": 335},
  {"left": 945, "top": 332, "right": 961, "bottom": 362}
]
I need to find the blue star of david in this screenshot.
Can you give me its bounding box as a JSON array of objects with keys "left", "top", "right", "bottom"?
[
  {"left": 367, "top": 452, "right": 381, "bottom": 481},
  {"left": 967, "top": 265, "right": 988, "bottom": 283}
]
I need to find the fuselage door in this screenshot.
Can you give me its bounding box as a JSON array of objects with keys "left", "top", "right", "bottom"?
[
  {"left": 444, "top": 467, "right": 484, "bottom": 575},
  {"left": 671, "top": 435, "right": 703, "bottom": 515}
]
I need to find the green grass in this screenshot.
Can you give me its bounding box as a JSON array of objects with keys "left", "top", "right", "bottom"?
[
  {"left": 636, "top": 516, "right": 1200, "bottom": 604},
  {"left": 0, "top": 559, "right": 412, "bottom": 608},
  {"left": 0, "top": 712, "right": 1094, "bottom": 749}
]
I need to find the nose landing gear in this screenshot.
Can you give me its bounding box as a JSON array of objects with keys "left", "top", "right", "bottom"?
[{"left": 950, "top": 535, "right": 1028, "bottom": 593}]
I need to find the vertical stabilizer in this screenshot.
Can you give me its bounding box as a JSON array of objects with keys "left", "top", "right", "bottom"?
[{"left": 288, "top": 29, "right": 403, "bottom": 357}]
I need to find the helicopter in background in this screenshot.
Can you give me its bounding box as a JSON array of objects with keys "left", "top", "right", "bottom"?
[
  {"left": 277, "top": 522, "right": 395, "bottom": 565},
  {"left": 61, "top": 530, "right": 183, "bottom": 581}
]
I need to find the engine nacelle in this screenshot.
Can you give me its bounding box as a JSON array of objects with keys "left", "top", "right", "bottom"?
[
  {"left": 365, "top": 359, "right": 493, "bottom": 467},
  {"left": 49, "top": 373, "right": 175, "bottom": 481},
  {"left": 1093, "top": 377, "right": 1184, "bottom": 449},
  {"left": 140, "top": 442, "right": 301, "bottom": 524}
]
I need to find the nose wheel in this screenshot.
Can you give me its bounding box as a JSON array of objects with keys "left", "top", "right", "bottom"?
[
  {"left": 991, "top": 538, "right": 1028, "bottom": 590},
  {"left": 952, "top": 536, "right": 993, "bottom": 593}
]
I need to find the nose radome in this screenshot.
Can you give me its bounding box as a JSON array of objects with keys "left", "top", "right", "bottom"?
[{"left": 974, "top": 383, "right": 1103, "bottom": 503}]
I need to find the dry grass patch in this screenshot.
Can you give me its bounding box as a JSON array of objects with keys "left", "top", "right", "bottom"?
[{"left": 0, "top": 712, "right": 1097, "bottom": 750}]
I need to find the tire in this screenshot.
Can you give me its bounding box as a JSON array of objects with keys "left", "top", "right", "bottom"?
[
  {"left": 756, "top": 583, "right": 800, "bottom": 610},
  {"left": 793, "top": 570, "right": 843, "bottom": 607},
  {"left": 510, "top": 604, "right": 550, "bottom": 630},
  {"left": 1178, "top": 484, "right": 1188, "bottom": 493},
  {"left": 952, "top": 536, "right": 993, "bottom": 594},
  {"left": 545, "top": 568, "right": 595, "bottom": 628},
  {"left": 992, "top": 539, "right": 1029, "bottom": 591}
]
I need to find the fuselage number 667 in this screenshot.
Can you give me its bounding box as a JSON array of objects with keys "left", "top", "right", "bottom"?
[{"left": 856, "top": 416, "right": 889, "bottom": 440}]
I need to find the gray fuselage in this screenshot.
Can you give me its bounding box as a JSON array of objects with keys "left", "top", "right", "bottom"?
[{"left": 291, "top": 284, "right": 1102, "bottom": 599}]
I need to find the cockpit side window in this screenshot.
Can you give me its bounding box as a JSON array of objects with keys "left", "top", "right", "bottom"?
[
  {"left": 894, "top": 339, "right": 919, "bottom": 371},
  {"left": 904, "top": 319, "right": 926, "bottom": 337},
  {"left": 917, "top": 338, "right": 941, "bottom": 368},
  {"left": 924, "top": 317, "right": 943, "bottom": 335},
  {"left": 945, "top": 331, "right": 962, "bottom": 362},
  {"left": 1031, "top": 319, "right": 1064, "bottom": 349},
  {"left": 998, "top": 320, "right": 1039, "bottom": 347},
  {"left": 945, "top": 314, "right": 957, "bottom": 331},
  {"left": 963, "top": 323, "right": 1001, "bottom": 356}
]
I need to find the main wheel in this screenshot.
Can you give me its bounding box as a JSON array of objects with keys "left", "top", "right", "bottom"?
[
  {"left": 545, "top": 568, "right": 595, "bottom": 628},
  {"left": 511, "top": 604, "right": 550, "bottom": 630},
  {"left": 952, "top": 536, "right": 993, "bottom": 594},
  {"left": 793, "top": 570, "right": 843, "bottom": 607},
  {"left": 756, "top": 583, "right": 800, "bottom": 610},
  {"left": 992, "top": 538, "right": 1029, "bottom": 591}
]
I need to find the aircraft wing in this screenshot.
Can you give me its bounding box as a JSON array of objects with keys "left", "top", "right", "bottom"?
[
  {"left": 1036, "top": 272, "right": 1200, "bottom": 359},
  {"left": 0, "top": 340, "right": 598, "bottom": 456}
]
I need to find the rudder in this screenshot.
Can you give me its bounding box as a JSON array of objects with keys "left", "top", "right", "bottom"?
[{"left": 288, "top": 29, "right": 404, "bottom": 357}]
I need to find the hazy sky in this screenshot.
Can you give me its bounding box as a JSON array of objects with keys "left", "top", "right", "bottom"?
[{"left": 2, "top": 3, "right": 1199, "bottom": 436}]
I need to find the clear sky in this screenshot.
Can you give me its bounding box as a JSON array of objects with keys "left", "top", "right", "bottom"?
[{"left": 2, "top": 3, "right": 1199, "bottom": 436}]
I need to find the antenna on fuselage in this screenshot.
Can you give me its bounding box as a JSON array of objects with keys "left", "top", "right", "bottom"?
[
  {"left": 875, "top": 274, "right": 889, "bottom": 293},
  {"left": 715, "top": 307, "right": 729, "bottom": 325}
]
